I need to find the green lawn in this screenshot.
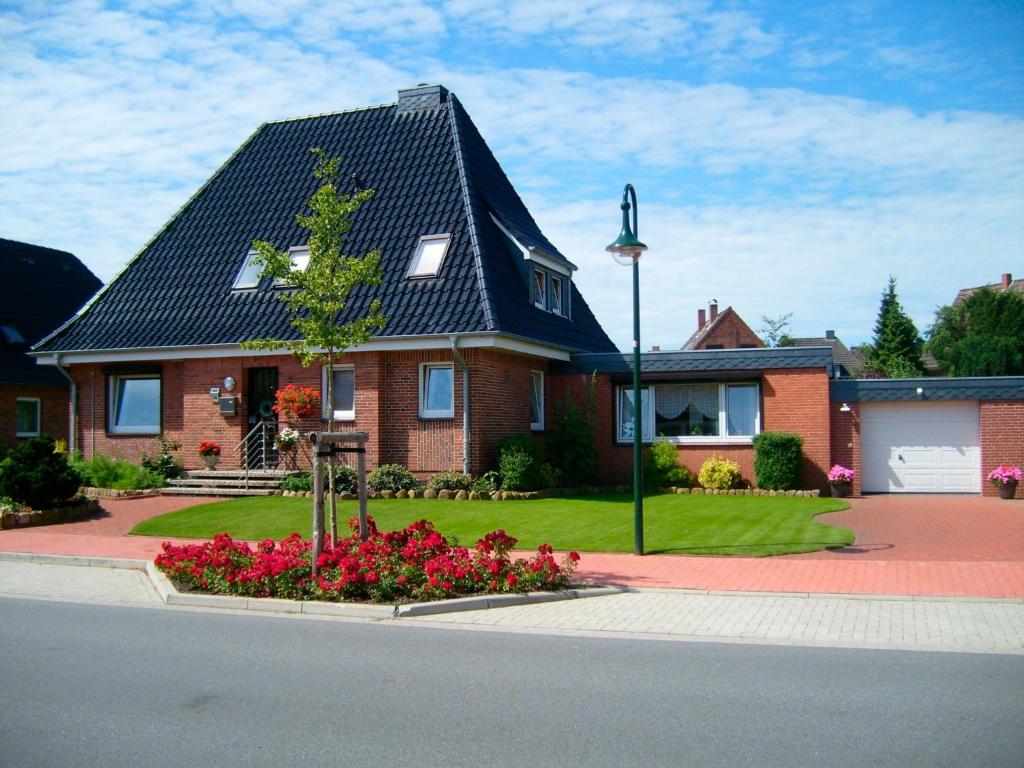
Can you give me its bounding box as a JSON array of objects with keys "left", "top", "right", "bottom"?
[{"left": 131, "top": 494, "right": 854, "bottom": 556}]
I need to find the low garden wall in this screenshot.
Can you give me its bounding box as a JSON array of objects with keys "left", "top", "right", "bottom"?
[
  {"left": 282, "top": 486, "right": 823, "bottom": 500},
  {"left": 0, "top": 498, "right": 101, "bottom": 529},
  {"left": 80, "top": 487, "right": 160, "bottom": 500}
]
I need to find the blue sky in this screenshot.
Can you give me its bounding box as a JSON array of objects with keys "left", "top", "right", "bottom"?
[{"left": 2, "top": 1, "right": 1022, "bottom": 351}]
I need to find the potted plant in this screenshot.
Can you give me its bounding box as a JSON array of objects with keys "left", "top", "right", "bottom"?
[
  {"left": 276, "top": 426, "right": 299, "bottom": 452},
  {"left": 273, "top": 384, "right": 321, "bottom": 423},
  {"left": 198, "top": 440, "right": 222, "bottom": 470},
  {"left": 988, "top": 465, "right": 1021, "bottom": 500},
  {"left": 828, "top": 465, "right": 854, "bottom": 498}
]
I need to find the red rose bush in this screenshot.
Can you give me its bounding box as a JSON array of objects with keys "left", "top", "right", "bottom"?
[{"left": 155, "top": 516, "right": 581, "bottom": 603}]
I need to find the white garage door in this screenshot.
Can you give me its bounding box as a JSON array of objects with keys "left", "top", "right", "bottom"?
[{"left": 861, "top": 401, "right": 980, "bottom": 493}]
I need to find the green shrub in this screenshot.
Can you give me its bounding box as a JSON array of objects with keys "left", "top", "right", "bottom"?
[
  {"left": 71, "top": 453, "right": 165, "bottom": 490},
  {"left": 644, "top": 440, "right": 694, "bottom": 489},
  {"left": 367, "top": 463, "right": 420, "bottom": 492},
  {"left": 471, "top": 470, "right": 501, "bottom": 494},
  {"left": 281, "top": 472, "right": 313, "bottom": 493},
  {"left": 752, "top": 432, "right": 804, "bottom": 490},
  {"left": 140, "top": 435, "right": 183, "bottom": 480},
  {"left": 427, "top": 471, "right": 474, "bottom": 492},
  {"left": 698, "top": 456, "right": 743, "bottom": 490},
  {"left": 546, "top": 379, "right": 598, "bottom": 486},
  {"left": 0, "top": 436, "right": 82, "bottom": 509},
  {"left": 497, "top": 435, "right": 544, "bottom": 491},
  {"left": 539, "top": 462, "right": 563, "bottom": 489}
]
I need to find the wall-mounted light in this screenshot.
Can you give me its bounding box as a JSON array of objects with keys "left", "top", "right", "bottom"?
[
  {"left": 916, "top": 387, "right": 924, "bottom": 399},
  {"left": 840, "top": 403, "right": 851, "bottom": 412},
  {"left": 223, "top": 376, "right": 236, "bottom": 392}
]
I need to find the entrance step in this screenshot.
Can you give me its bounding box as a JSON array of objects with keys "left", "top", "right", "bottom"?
[
  {"left": 160, "top": 487, "right": 279, "bottom": 497},
  {"left": 183, "top": 469, "right": 293, "bottom": 480},
  {"left": 168, "top": 478, "right": 283, "bottom": 489}
]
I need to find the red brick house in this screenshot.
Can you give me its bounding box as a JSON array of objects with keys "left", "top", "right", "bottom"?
[
  {"left": 1, "top": 239, "right": 101, "bottom": 449},
  {"left": 28, "top": 86, "right": 1023, "bottom": 496}
]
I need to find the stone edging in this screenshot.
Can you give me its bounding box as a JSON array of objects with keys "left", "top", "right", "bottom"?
[
  {"left": 0, "top": 499, "right": 101, "bottom": 529},
  {"left": 80, "top": 487, "right": 161, "bottom": 500},
  {"left": 142, "top": 561, "right": 624, "bottom": 617},
  {"left": 281, "top": 487, "right": 824, "bottom": 500}
]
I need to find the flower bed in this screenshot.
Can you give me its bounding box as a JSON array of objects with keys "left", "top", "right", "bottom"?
[{"left": 155, "top": 516, "right": 581, "bottom": 603}]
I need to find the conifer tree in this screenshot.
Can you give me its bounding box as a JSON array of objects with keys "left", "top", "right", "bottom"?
[{"left": 864, "top": 277, "right": 924, "bottom": 377}]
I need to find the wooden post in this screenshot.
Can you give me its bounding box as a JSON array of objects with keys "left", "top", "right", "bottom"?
[
  {"left": 357, "top": 437, "right": 368, "bottom": 540},
  {"left": 311, "top": 436, "right": 325, "bottom": 576}
]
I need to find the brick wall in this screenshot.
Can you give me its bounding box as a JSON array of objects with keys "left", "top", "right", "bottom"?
[
  {"left": 980, "top": 400, "right": 1024, "bottom": 498},
  {"left": 829, "top": 402, "right": 861, "bottom": 496},
  {"left": 550, "top": 368, "right": 832, "bottom": 490},
  {"left": 0, "top": 384, "right": 69, "bottom": 448},
  {"left": 66, "top": 347, "right": 546, "bottom": 477}
]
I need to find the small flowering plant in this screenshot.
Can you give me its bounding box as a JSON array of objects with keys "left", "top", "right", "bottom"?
[
  {"left": 987, "top": 466, "right": 1022, "bottom": 487},
  {"left": 828, "top": 465, "right": 855, "bottom": 484},
  {"left": 273, "top": 385, "right": 321, "bottom": 421},
  {"left": 276, "top": 427, "right": 300, "bottom": 451},
  {"left": 198, "top": 440, "right": 221, "bottom": 457},
  {"left": 155, "top": 516, "right": 581, "bottom": 603}
]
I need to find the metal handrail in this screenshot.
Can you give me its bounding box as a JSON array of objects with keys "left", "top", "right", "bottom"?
[{"left": 233, "top": 420, "right": 277, "bottom": 488}]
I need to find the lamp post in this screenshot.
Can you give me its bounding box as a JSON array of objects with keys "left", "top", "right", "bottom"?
[{"left": 606, "top": 184, "right": 648, "bottom": 555}]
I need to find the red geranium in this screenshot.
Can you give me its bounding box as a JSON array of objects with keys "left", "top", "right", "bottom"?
[
  {"left": 198, "top": 440, "right": 221, "bottom": 457},
  {"left": 273, "top": 385, "right": 321, "bottom": 420}
]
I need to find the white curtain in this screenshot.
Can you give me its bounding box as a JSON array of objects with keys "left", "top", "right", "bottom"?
[{"left": 655, "top": 384, "right": 718, "bottom": 420}]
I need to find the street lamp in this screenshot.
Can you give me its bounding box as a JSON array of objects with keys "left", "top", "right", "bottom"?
[{"left": 606, "top": 184, "right": 648, "bottom": 555}]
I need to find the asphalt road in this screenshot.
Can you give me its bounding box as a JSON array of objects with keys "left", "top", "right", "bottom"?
[{"left": 1, "top": 598, "right": 1022, "bottom": 768}]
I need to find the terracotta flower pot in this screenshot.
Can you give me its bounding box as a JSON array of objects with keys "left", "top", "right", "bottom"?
[
  {"left": 998, "top": 481, "right": 1018, "bottom": 500},
  {"left": 830, "top": 481, "right": 850, "bottom": 499}
]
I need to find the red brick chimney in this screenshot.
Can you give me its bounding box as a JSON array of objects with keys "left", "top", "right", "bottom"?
[
  {"left": 1002, "top": 273, "right": 1012, "bottom": 289},
  {"left": 709, "top": 301, "right": 719, "bottom": 322},
  {"left": 697, "top": 308, "right": 706, "bottom": 331}
]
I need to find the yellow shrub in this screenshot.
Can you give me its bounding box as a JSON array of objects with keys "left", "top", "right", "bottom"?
[{"left": 698, "top": 456, "right": 742, "bottom": 490}]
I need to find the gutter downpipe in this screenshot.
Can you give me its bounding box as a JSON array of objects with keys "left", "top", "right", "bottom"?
[
  {"left": 449, "top": 335, "right": 470, "bottom": 476},
  {"left": 54, "top": 354, "right": 77, "bottom": 454}
]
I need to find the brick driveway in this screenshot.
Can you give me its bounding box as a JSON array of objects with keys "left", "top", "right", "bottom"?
[{"left": 0, "top": 493, "right": 1021, "bottom": 598}]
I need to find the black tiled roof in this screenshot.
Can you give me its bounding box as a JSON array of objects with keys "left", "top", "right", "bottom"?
[
  {"left": 35, "top": 86, "right": 615, "bottom": 356},
  {"left": 831, "top": 377, "right": 1024, "bottom": 403},
  {"left": 552, "top": 346, "right": 835, "bottom": 376},
  {"left": 0, "top": 239, "right": 101, "bottom": 385}
]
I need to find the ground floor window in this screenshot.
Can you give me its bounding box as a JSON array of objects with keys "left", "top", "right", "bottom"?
[
  {"left": 530, "top": 370, "right": 544, "bottom": 430},
  {"left": 16, "top": 397, "right": 40, "bottom": 437},
  {"left": 108, "top": 374, "right": 161, "bottom": 434},
  {"left": 419, "top": 363, "right": 454, "bottom": 419},
  {"left": 616, "top": 382, "right": 759, "bottom": 443},
  {"left": 322, "top": 366, "right": 355, "bottom": 421}
]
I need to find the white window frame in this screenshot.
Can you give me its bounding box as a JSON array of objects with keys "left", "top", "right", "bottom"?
[
  {"left": 532, "top": 268, "right": 547, "bottom": 309},
  {"left": 15, "top": 397, "right": 40, "bottom": 437},
  {"left": 321, "top": 365, "right": 355, "bottom": 421},
  {"left": 419, "top": 363, "right": 454, "bottom": 419},
  {"left": 232, "top": 250, "right": 262, "bottom": 290},
  {"left": 530, "top": 370, "right": 544, "bottom": 431},
  {"left": 108, "top": 374, "right": 162, "bottom": 435},
  {"left": 550, "top": 275, "right": 563, "bottom": 315},
  {"left": 615, "top": 382, "right": 760, "bottom": 444},
  {"left": 407, "top": 234, "right": 451, "bottom": 278},
  {"left": 273, "top": 246, "right": 311, "bottom": 287}
]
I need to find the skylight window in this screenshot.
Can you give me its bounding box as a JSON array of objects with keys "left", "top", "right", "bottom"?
[
  {"left": 550, "top": 275, "right": 563, "bottom": 315},
  {"left": 232, "top": 251, "right": 262, "bottom": 290},
  {"left": 532, "top": 269, "right": 546, "bottom": 309},
  {"left": 1, "top": 323, "right": 25, "bottom": 344},
  {"left": 274, "top": 246, "right": 311, "bottom": 287},
  {"left": 408, "top": 235, "right": 450, "bottom": 278}
]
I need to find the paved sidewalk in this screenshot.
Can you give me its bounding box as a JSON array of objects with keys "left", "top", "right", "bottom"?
[
  {"left": 2, "top": 558, "right": 1022, "bottom": 654},
  {"left": 0, "top": 494, "right": 1021, "bottom": 598}
]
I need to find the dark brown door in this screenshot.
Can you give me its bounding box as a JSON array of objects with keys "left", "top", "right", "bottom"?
[{"left": 247, "top": 367, "right": 279, "bottom": 467}]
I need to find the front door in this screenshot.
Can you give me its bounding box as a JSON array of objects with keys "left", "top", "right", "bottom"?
[{"left": 247, "top": 367, "right": 279, "bottom": 468}]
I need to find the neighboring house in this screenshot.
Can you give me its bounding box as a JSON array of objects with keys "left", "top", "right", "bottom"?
[
  {"left": 954, "top": 272, "right": 1022, "bottom": 304},
  {"left": 681, "top": 302, "right": 764, "bottom": 350},
  {"left": 1, "top": 239, "right": 101, "bottom": 448},
  {"left": 31, "top": 85, "right": 615, "bottom": 475},
  {"left": 783, "top": 330, "right": 865, "bottom": 377},
  {"left": 26, "top": 86, "right": 1024, "bottom": 496}
]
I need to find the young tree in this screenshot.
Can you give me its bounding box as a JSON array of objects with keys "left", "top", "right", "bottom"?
[
  {"left": 928, "top": 287, "right": 1024, "bottom": 376},
  {"left": 758, "top": 313, "right": 793, "bottom": 348},
  {"left": 863, "top": 277, "right": 924, "bottom": 378},
  {"left": 242, "top": 148, "right": 385, "bottom": 542}
]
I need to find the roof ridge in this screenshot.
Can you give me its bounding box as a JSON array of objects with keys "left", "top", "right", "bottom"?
[
  {"left": 264, "top": 102, "right": 395, "bottom": 125},
  {"left": 0, "top": 237, "right": 76, "bottom": 257},
  {"left": 446, "top": 95, "right": 496, "bottom": 331},
  {"left": 34, "top": 121, "right": 270, "bottom": 352}
]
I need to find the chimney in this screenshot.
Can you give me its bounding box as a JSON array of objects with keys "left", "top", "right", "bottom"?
[
  {"left": 825, "top": 330, "right": 835, "bottom": 340},
  {"left": 697, "top": 308, "right": 706, "bottom": 331},
  {"left": 397, "top": 84, "right": 449, "bottom": 113},
  {"left": 651, "top": 345, "right": 661, "bottom": 352},
  {"left": 709, "top": 301, "right": 718, "bottom": 322},
  {"left": 1002, "top": 273, "right": 1012, "bottom": 289}
]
